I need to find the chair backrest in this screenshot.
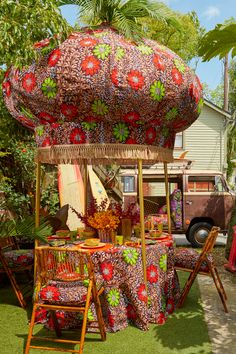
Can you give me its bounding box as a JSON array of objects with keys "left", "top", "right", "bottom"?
[
  {"left": 0, "top": 236, "right": 18, "bottom": 252},
  {"left": 35, "top": 246, "right": 94, "bottom": 285},
  {"left": 201, "top": 226, "right": 220, "bottom": 254}
]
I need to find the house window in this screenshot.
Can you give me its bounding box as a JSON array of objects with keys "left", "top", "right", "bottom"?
[
  {"left": 122, "top": 176, "right": 135, "bottom": 193},
  {"left": 174, "top": 132, "right": 183, "bottom": 149}
]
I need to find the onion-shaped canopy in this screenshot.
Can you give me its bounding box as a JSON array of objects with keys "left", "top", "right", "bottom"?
[{"left": 2, "top": 25, "right": 203, "bottom": 164}]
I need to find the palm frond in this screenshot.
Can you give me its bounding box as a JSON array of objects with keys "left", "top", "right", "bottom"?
[
  {"left": 199, "top": 22, "right": 236, "bottom": 61},
  {"left": 0, "top": 216, "right": 52, "bottom": 243}
]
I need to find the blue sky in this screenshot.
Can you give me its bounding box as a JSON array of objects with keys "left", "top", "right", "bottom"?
[{"left": 60, "top": 1, "right": 236, "bottom": 90}]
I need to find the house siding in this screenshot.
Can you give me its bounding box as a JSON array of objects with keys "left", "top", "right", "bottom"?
[{"left": 174, "top": 103, "right": 227, "bottom": 173}]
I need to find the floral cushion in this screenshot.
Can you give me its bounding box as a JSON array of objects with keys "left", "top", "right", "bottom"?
[
  {"left": 174, "top": 248, "right": 213, "bottom": 272},
  {"left": 0, "top": 249, "right": 34, "bottom": 268},
  {"left": 38, "top": 275, "right": 104, "bottom": 306}
]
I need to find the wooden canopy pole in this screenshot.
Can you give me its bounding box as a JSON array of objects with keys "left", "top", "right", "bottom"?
[
  {"left": 138, "top": 159, "right": 148, "bottom": 294},
  {"left": 164, "top": 162, "right": 171, "bottom": 234},
  {"left": 83, "top": 160, "right": 88, "bottom": 213},
  {"left": 34, "top": 161, "right": 41, "bottom": 278}
]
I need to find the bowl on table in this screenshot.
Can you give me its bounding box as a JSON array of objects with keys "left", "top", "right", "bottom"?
[
  {"left": 149, "top": 229, "right": 163, "bottom": 238},
  {"left": 56, "top": 229, "right": 70, "bottom": 239},
  {"left": 81, "top": 229, "right": 96, "bottom": 239},
  {"left": 84, "top": 238, "right": 100, "bottom": 247}
]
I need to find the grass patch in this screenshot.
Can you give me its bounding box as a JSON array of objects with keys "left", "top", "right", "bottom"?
[{"left": 0, "top": 272, "right": 211, "bottom": 354}]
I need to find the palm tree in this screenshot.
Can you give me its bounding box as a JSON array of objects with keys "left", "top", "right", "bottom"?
[
  {"left": 198, "top": 20, "right": 236, "bottom": 61},
  {"left": 59, "top": 0, "right": 180, "bottom": 40}
]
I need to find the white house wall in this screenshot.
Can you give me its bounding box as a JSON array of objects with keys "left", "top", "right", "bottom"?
[{"left": 174, "top": 104, "right": 227, "bottom": 172}]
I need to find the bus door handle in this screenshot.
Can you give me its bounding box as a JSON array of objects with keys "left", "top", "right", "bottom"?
[{"left": 186, "top": 200, "right": 193, "bottom": 205}]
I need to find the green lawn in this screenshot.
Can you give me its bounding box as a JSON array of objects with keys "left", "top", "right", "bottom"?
[{"left": 0, "top": 273, "right": 212, "bottom": 354}]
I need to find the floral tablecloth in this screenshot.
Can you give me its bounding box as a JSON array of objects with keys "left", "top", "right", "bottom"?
[{"left": 35, "top": 243, "right": 180, "bottom": 332}]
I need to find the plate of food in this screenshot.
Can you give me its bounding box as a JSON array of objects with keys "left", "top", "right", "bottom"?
[
  {"left": 80, "top": 238, "right": 106, "bottom": 249},
  {"left": 80, "top": 242, "right": 106, "bottom": 249}
]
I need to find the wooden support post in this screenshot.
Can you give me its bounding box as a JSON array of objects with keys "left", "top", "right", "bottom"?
[
  {"left": 34, "top": 161, "right": 41, "bottom": 279},
  {"left": 138, "top": 159, "right": 148, "bottom": 296},
  {"left": 164, "top": 162, "right": 171, "bottom": 234},
  {"left": 83, "top": 160, "right": 88, "bottom": 213}
]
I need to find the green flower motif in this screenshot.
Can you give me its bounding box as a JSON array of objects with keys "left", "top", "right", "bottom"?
[
  {"left": 94, "top": 31, "right": 109, "bottom": 38},
  {"left": 115, "top": 46, "right": 125, "bottom": 60},
  {"left": 137, "top": 44, "right": 153, "bottom": 55},
  {"left": 83, "top": 279, "right": 89, "bottom": 287},
  {"left": 136, "top": 120, "right": 145, "bottom": 125},
  {"left": 92, "top": 99, "right": 108, "bottom": 116},
  {"left": 35, "top": 126, "right": 45, "bottom": 137},
  {"left": 113, "top": 122, "right": 129, "bottom": 142},
  {"left": 174, "top": 59, "right": 185, "bottom": 74},
  {"left": 93, "top": 44, "right": 111, "bottom": 59},
  {"left": 159, "top": 254, "right": 167, "bottom": 271},
  {"left": 87, "top": 308, "right": 95, "bottom": 321},
  {"left": 165, "top": 107, "right": 178, "bottom": 121},
  {"left": 20, "top": 106, "right": 35, "bottom": 120},
  {"left": 41, "top": 77, "right": 57, "bottom": 98},
  {"left": 123, "top": 249, "right": 139, "bottom": 265},
  {"left": 197, "top": 98, "right": 204, "bottom": 114},
  {"left": 148, "top": 297, "right": 152, "bottom": 307},
  {"left": 107, "top": 289, "right": 120, "bottom": 307},
  {"left": 162, "top": 126, "right": 169, "bottom": 138},
  {"left": 150, "top": 81, "right": 165, "bottom": 102},
  {"left": 81, "top": 121, "right": 97, "bottom": 130}
]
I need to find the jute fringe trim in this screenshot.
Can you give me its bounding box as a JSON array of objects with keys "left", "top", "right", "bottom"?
[{"left": 35, "top": 144, "right": 173, "bottom": 165}]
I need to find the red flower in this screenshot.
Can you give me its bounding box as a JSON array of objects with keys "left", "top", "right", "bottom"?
[
  {"left": 18, "top": 116, "right": 35, "bottom": 129},
  {"left": 127, "top": 70, "right": 145, "bottom": 90},
  {"left": 79, "top": 37, "right": 97, "bottom": 47},
  {"left": 51, "top": 123, "right": 60, "bottom": 129},
  {"left": 60, "top": 104, "right": 78, "bottom": 119},
  {"left": 34, "top": 38, "right": 50, "bottom": 49},
  {"left": 70, "top": 128, "right": 86, "bottom": 144},
  {"left": 123, "top": 111, "right": 140, "bottom": 127},
  {"left": 172, "top": 68, "right": 183, "bottom": 85},
  {"left": 145, "top": 127, "right": 156, "bottom": 144},
  {"left": 137, "top": 284, "right": 148, "bottom": 303},
  {"left": 40, "top": 285, "right": 60, "bottom": 301},
  {"left": 126, "top": 304, "right": 137, "bottom": 320},
  {"left": 153, "top": 54, "right": 165, "bottom": 70},
  {"left": 196, "top": 75, "right": 203, "bottom": 90},
  {"left": 38, "top": 112, "right": 56, "bottom": 124},
  {"left": 35, "top": 308, "right": 48, "bottom": 323},
  {"left": 111, "top": 68, "right": 118, "bottom": 86},
  {"left": 41, "top": 137, "right": 57, "bottom": 147},
  {"left": 166, "top": 299, "right": 175, "bottom": 314},
  {"left": 81, "top": 55, "right": 100, "bottom": 75},
  {"left": 173, "top": 120, "right": 188, "bottom": 130},
  {"left": 48, "top": 48, "right": 61, "bottom": 67},
  {"left": 17, "top": 255, "right": 28, "bottom": 265},
  {"left": 189, "top": 83, "right": 200, "bottom": 103},
  {"left": 22, "top": 72, "right": 36, "bottom": 93},
  {"left": 2, "top": 81, "right": 11, "bottom": 97},
  {"left": 147, "top": 264, "right": 158, "bottom": 283},
  {"left": 42, "top": 137, "right": 51, "bottom": 147},
  {"left": 4, "top": 69, "right": 10, "bottom": 79},
  {"left": 100, "top": 262, "right": 113, "bottom": 281},
  {"left": 107, "top": 312, "right": 115, "bottom": 327},
  {"left": 163, "top": 137, "right": 173, "bottom": 149},
  {"left": 157, "top": 311, "right": 166, "bottom": 325},
  {"left": 48, "top": 312, "right": 66, "bottom": 329},
  {"left": 126, "top": 137, "right": 138, "bottom": 144}
]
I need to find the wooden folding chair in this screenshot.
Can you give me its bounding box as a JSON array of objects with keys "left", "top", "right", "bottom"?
[
  {"left": 0, "top": 236, "right": 34, "bottom": 309},
  {"left": 174, "top": 226, "right": 228, "bottom": 312},
  {"left": 25, "top": 246, "right": 106, "bottom": 354}
]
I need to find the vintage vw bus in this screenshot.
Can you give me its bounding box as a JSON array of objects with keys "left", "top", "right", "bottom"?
[{"left": 120, "top": 165, "right": 235, "bottom": 247}]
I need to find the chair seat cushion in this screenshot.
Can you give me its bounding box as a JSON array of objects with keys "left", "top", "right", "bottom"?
[
  {"left": 174, "top": 248, "right": 213, "bottom": 272},
  {"left": 38, "top": 275, "right": 103, "bottom": 306},
  {"left": 1, "top": 249, "right": 34, "bottom": 268}
]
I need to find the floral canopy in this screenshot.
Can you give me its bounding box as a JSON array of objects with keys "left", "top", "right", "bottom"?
[{"left": 2, "top": 25, "right": 203, "bottom": 165}]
